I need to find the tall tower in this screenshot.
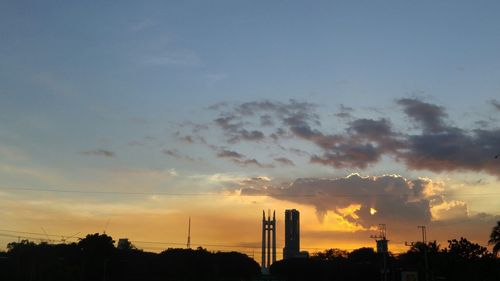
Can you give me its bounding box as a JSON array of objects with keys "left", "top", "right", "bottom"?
[
  {"left": 261, "top": 210, "right": 276, "bottom": 274},
  {"left": 283, "top": 209, "right": 300, "bottom": 259}
]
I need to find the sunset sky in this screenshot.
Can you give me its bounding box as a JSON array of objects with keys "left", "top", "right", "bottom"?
[{"left": 1, "top": 1, "right": 500, "bottom": 259}]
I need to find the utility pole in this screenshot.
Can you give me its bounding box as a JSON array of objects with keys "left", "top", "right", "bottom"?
[
  {"left": 370, "top": 224, "right": 388, "bottom": 281},
  {"left": 405, "top": 226, "right": 430, "bottom": 281},
  {"left": 418, "top": 226, "right": 430, "bottom": 281}
]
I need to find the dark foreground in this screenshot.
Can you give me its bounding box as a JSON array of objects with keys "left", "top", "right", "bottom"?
[{"left": 0, "top": 234, "right": 499, "bottom": 281}]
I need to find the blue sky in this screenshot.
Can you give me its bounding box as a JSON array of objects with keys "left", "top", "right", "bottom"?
[{"left": 1, "top": 1, "right": 500, "bottom": 255}]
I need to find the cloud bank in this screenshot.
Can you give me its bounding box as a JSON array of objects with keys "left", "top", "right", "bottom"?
[
  {"left": 178, "top": 98, "right": 500, "bottom": 176},
  {"left": 239, "top": 173, "right": 498, "bottom": 231}
]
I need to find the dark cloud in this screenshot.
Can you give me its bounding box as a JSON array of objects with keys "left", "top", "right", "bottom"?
[
  {"left": 163, "top": 149, "right": 194, "bottom": 161},
  {"left": 214, "top": 115, "right": 265, "bottom": 143},
  {"left": 214, "top": 147, "right": 273, "bottom": 168},
  {"left": 287, "top": 122, "right": 343, "bottom": 150},
  {"left": 180, "top": 135, "right": 194, "bottom": 144},
  {"left": 234, "top": 100, "right": 317, "bottom": 118},
  {"left": 241, "top": 174, "right": 438, "bottom": 228},
  {"left": 210, "top": 99, "right": 319, "bottom": 144},
  {"left": 82, "top": 149, "right": 115, "bottom": 158},
  {"left": 260, "top": 115, "right": 274, "bottom": 126},
  {"left": 491, "top": 99, "right": 500, "bottom": 111},
  {"left": 217, "top": 149, "right": 245, "bottom": 159},
  {"left": 185, "top": 98, "right": 500, "bottom": 176},
  {"left": 305, "top": 118, "right": 403, "bottom": 169},
  {"left": 289, "top": 148, "right": 310, "bottom": 156},
  {"left": 310, "top": 143, "right": 381, "bottom": 169},
  {"left": 348, "top": 118, "right": 392, "bottom": 139},
  {"left": 235, "top": 158, "right": 274, "bottom": 168},
  {"left": 397, "top": 98, "right": 448, "bottom": 133},
  {"left": 207, "top": 101, "right": 228, "bottom": 111},
  {"left": 335, "top": 104, "right": 354, "bottom": 119},
  {"left": 400, "top": 128, "right": 500, "bottom": 175},
  {"left": 228, "top": 129, "right": 265, "bottom": 143},
  {"left": 274, "top": 157, "right": 295, "bottom": 166}
]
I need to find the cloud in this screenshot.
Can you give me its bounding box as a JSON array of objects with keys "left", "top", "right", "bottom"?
[
  {"left": 274, "top": 157, "right": 295, "bottom": 166},
  {"left": 211, "top": 99, "right": 319, "bottom": 144},
  {"left": 162, "top": 149, "right": 194, "bottom": 161},
  {"left": 431, "top": 200, "right": 468, "bottom": 220},
  {"left": 240, "top": 174, "right": 472, "bottom": 230},
  {"left": 82, "top": 149, "right": 115, "bottom": 158},
  {"left": 214, "top": 148, "right": 273, "bottom": 168},
  {"left": 214, "top": 115, "right": 265, "bottom": 143},
  {"left": 399, "top": 128, "right": 500, "bottom": 176},
  {"left": 310, "top": 144, "right": 381, "bottom": 169},
  {"left": 217, "top": 149, "right": 245, "bottom": 159},
  {"left": 397, "top": 98, "right": 448, "bottom": 133},
  {"left": 182, "top": 98, "right": 500, "bottom": 176},
  {"left": 335, "top": 104, "right": 354, "bottom": 119},
  {"left": 260, "top": 115, "right": 274, "bottom": 126},
  {"left": 491, "top": 99, "right": 500, "bottom": 111}
]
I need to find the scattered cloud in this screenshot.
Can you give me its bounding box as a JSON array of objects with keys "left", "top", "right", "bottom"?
[
  {"left": 397, "top": 98, "right": 448, "bottom": 133},
  {"left": 274, "top": 157, "right": 295, "bottom": 166},
  {"left": 491, "top": 99, "right": 500, "bottom": 111},
  {"left": 162, "top": 149, "right": 194, "bottom": 161},
  {"left": 213, "top": 147, "right": 273, "bottom": 168},
  {"left": 81, "top": 149, "right": 115, "bottom": 158},
  {"left": 179, "top": 98, "right": 500, "bottom": 177},
  {"left": 335, "top": 104, "right": 354, "bottom": 119},
  {"left": 217, "top": 149, "right": 245, "bottom": 159}
]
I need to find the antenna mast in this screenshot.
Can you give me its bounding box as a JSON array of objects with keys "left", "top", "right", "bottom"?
[{"left": 187, "top": 216, "right": 191, "bottom": 249}]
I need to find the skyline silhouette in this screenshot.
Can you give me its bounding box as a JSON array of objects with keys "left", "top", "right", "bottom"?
[{"left": 1, "top": 2, "right": 500, "bottom": 276}]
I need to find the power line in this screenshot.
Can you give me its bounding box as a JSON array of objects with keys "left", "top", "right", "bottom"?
[
  {"left": 0, "top": 228, "right": 357, "bottom": 253},
  {"left": 1, "top": 186, "right": 499, "bottom": 198}
]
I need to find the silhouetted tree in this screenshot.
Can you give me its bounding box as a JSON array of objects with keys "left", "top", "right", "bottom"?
[
  {"left": 408, "top": 241, "right": 440, "bottom": 254},
  {"left": 312, "top": 248, "right": 348, "bottom": 260},
  {"left": 78, "top": 233, "right": 115, "bottom": 281},
  {"left": 488, "top": 220, "right": 500, "bottom": 257},
  {"left": 446, "top": 237, "right": 491, "bottom": 260},
  {"left": 348, "top": 247, "right": 377, "bottom": 263}
]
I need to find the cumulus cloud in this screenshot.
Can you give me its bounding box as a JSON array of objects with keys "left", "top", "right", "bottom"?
[
  {"left": 81, "top": 149, "right": 115, "bottom": 158},
  {"left": 239, "top": 174, "right": 476, "bottom": 230}
]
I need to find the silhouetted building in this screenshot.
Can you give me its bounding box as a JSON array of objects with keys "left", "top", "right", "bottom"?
[
  {"left": 261, "top": 210, "right": 276, "bottom": 274},
  {"left": 283, "top": 209, "right": 300, "bottom": 259},
  {"left": 117, "top": 238, "right": 130, "bottom": 250},
  {"left": 376, "top": 238, "right": 388, "bottom": 254}
]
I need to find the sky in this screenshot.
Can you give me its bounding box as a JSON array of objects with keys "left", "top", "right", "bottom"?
[{"left": 1, "top": 1, "right": 500, "bottom": 259}]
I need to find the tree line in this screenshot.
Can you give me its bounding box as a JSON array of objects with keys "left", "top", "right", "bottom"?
[
  {"left": 0, "top": 233, "right": 260, "bottom": 281},
  {"left": 272, "top": 238, "right": 499, "bottom": 281},
  {"left": 0, "top": 221, "right": 498, "bottom": 281}
]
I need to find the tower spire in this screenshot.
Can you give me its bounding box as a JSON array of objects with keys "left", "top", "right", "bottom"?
[
  {"left": 261, "top": 209, "right": 276, "bottom": 274},
  {"left": 187, "top": 216, "right": 191, "bottom": 249}
]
